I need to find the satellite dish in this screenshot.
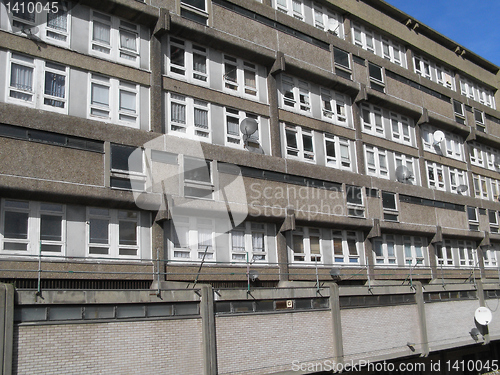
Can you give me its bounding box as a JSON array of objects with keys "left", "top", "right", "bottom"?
[
  {"left": 330, "top": 268, "right": 341, "bottom": 278},
  {"left": 239, "top": 118, "right": 258, "bottom": 137},
  {"left": 433, "top": 130, "right": 445, "bottom": 145},
  {"left": 248, "top": 270, "right": 259, "bottom": 282},
  {"left": 456, "top": 184, "right": 468, "bottom": 194},
  {"left": 395, "top": 165, "right": 414, "bottom": 183},
  {"left": 327, "top": 19, "right": 339, "bottom": 35},
  {"left": 474, "top": 306, "right": 492, "bottom": 325}
]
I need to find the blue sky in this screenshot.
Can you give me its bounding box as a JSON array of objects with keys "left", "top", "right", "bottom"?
[{"left": 384, "top": 0, "right": 500, "bottom": 67}]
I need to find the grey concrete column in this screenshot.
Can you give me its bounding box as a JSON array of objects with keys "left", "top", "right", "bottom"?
[
  {"left": 329, "top": 283, "right": 344, "bottom": 365},
  {"left": 0, "top": 283, "right": 14, "bottom": 375},
  {"left": 200, "top": 285, "right": 217, "bottom": 375},
  {"left": 277, "top": 232, "right": 290, "bottom": 281},
  {"left": 267, "top": 67, "right": 282, "bottom": 158},
  {"left": 413, "top": 281, "right": 429, "bottom": 357}
]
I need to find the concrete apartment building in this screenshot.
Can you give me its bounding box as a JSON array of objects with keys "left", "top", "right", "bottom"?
[{"left": 1, "top": 0, "right": 500, "bottom": 373}]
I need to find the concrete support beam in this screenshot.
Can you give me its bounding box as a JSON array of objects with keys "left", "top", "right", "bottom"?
[
  {"left": 414, "top": 281, "right": 430, "bottom": 356},
  {"left": 329, "top": 283, "right": 344, "bottom": 365},
  {"left": 200, "top": 285, "right": 217, "bottom": 375},
  {"left": 0, "top": 284, "right": 14, "bottom": 375}
]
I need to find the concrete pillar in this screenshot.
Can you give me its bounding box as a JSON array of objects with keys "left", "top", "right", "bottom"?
[
  {"left": 413, "top": 281, "right": 429, "bottom": 356},
  {"left": 329, "top": 283, "right": 344, "bottom": 365},
  {"left": 200, "top": 285, "right": 217, "bottom": 375},
  {"left": 0, "top": 283, "right": 14, "bottom": 375}
]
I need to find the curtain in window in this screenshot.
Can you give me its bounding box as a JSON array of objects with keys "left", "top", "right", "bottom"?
[
  {"left": 171, "top": 102, "right": 186, "bottom": 124},
  {"left": 44, "top": 72, "right": 65, "bottom": 101},
  {"left": 232, "top": 231, "right": 245, "bottom": 251},
  {"left": 198, "top": 229, "right": 212, "bottom": 250},
  {"left": 194, "top": 108, "right": 208, "bottom": 129},
  {"left": 244, "top": 70, "right": 256, "bottom": 89},
  {"left": 11, "top": 63, "right": 33, "bottom": 91},
  {"left": 173, "top": 226, "right": 189, "bottom": 248},
  {"left": 226, "top": 117, "right": 239, "bottom": 135},
  {"left": 91, "top": 83, "right": 109, "bottom": 106},
  {"left": 93, "top": 22, "right": 110, "bottom": 44},
  {"left": 252, "top": 232, "right": 264, "bottom": 252},
  {"left": 120, "top": 30, "right": 137, "bottom": 52},
  {"left": 292, "top": 0, "right": 302, "bottom": 14},
  {"left": 119, "top": 90, "right": 136, "bottom": 112},
  {"left": 47, "top": 9, "right": 67, "bottom": 31},
  {"left": 193, "top": 53, "right": 206, "bottom": 74}
]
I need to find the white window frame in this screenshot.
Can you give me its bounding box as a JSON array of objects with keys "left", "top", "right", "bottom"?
[
  {"left": 346, "top": 185, "right": 365, "bottom": 218},
  {"left": 167, "top": 93, "right": 211, "bottom": 142},
  {"left": 390, "top": 112, "right": 412, "bottom": 145},
  {"left": 290, "top": 227, "right": 322, "bottom": 264},
  {"left": 167, "top": 36, "right": 208, "bottom": 85},
  {"left": 469, "top": 141, "right": 485, "bottom": 168},
  {"left": 109, "top": 144, "right": 146, "bottom": 191},
  {"left": 448, "top": 167, "right": 467, "bottom": 194},
  {"left": 275, "top": 0, "right": 304, "bottom": 20},
  {"left": 460, "top": 76, "right": 496, "bottom": 109},
  {"left": 90, "top": 10, "right": 140, "bottom": 67},
  {"left": 182, "top": 156, "right": 214, "bottom": 200},
  {"left": 373, "top": 234, "right": 396, "bottom": 265},
  {"left": 313, "top": 4, "right": 344, "bottom": 37},
  {"left": 473, "top": 174, "right": 489, "bottom": 200},
  {"left": 230, "top": 222, "right": 268, "bottom": 263},
  {"left": 324, "top": 134, "right": 353, "bottom": 171},
  {"left": 283, "top": 124, "right": 315, "bottom": 163},
  {"left": 365, "top": 145, "right": 389, "bottom": 179},
  {"left": 89, "top": 74, "right": 141, "bottom": 128},
  {"left": 7, "top": 53, "right": 69, "bottom": 114},
  {"left": 280, "top": 75, "right": 311, "bottom": 114},
  {"left": 225, "top": 108, "right": 260, "bottom": 150},
  {"left": 170, "top": 216, "right": 215, "bottom": 262},
  {"left": 426, "top": 161, "right": 445, "bottom": 191},
  {"left": 361, "top": 102, "right": 384, "bottom": 136},
  {"left": 484, "top": 245, "right": 498, "bottom": 268},
  {"left": 0, "top": 199, "right": 66, "bottom": 256},
  {"left": 5, "top": 1, "right": 71, "bottom": 48},
  {"left": 421, "top": 125, "right": 463, "bottom": 161},
  {"left": 320, "top": 88, "right": 349, "bottom": 126},
  {"left": 436, "top": 240, "right": 454, "bottom": 267},
  {"left": 332, "top": 230, "right": 361, "bottom": 264},
  {"left": 223, "top": 54, "right": 258, "bottom": 99},
  {"left": 403, "top": 236, "right": 425, "bottom": 267},
  {"left": 414, "top": 54, "right": 455, "bottom": 90},
  {"left": 457, "top": 240, "right": 476, "bottom": 268},
  {"left": 394, "top": 153, "right": 418, "bottom": 185}
]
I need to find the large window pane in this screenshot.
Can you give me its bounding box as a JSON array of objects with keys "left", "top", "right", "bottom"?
[
  {"left": 4, "top": 211, "right": 28, "bottom": 239},
  {"left": 119, "top": 220, "right": 137, "bottom": 245},
  {"left": 40, "top": 215, "right": 62, "bottom": 241},
  {"left": 89, "top": 219, "right": 109, "bottom": 244}
]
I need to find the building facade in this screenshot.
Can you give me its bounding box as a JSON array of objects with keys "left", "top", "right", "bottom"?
[{"left": 1, "top": 0, "right": 500, "bottom": 374}]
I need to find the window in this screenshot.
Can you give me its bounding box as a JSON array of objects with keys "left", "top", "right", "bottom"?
[
  {"left": 346, "top": 185, "right": 364, "bottom": 217},
  {"left": 421, "top": 125, "right": 464, "bottom": 160},
  {"left": 448, "top": 167, "right": 467, "bottom": 194},
  {"left": 168, "top": 37, "right": 208, "bottom": 84},
  {"left": 171, "top": 216, "right": 215, "bottom": 260},
  {"left": 280, "top": 75, "right": 310, "bottom": 114},
  {"left": 403, "top": 236, "right": 424, "bottom": 266},
  {"left": 225, "top": 109, "right": 260, "bottom": 150},
  {"left": 90, "top": 11, "right": 140, "bottom": 67},
  {"left": 333, "top": 48, "right": 351, "bottom": 79},
  {"left": 275, "top": 0, "right": 304, "bottom": 20},
  {"left": 87, "top": 208, "right": 140, "bottom": 258},
  {"left": 474, "top": 109, "right": 486, "bottom": 132},
  {"left": 373, "top": 235, "right": 396, "bottom": 265},
  {"left": 110, "top": 144, "right": 145, "bottom": 191},
  {"left": 361, "top": 103, "right": 384, "bottom": 136},
  {"left": 489, "top": 210, "right": 498, "bottom": 234},
  {"left": 457, "top": 240, "right": 476, "bottom": 267},
  {"left": 413, "top": 54, "right": 455, "bottom": 90},
  {"left": 453, "top": 100, "right": 466, "bottom": 125},
  {"left": 332, "top": 230, "right": 360, "bottom": 264},
  {"left": 390, "top": 112, "right": 411, "bottom": 145},
  {"left": 313, "top": 5, "right": 344, "bottom": 37},
  {"left": 460, "top": 76, "right": 495, "bottom": 109},
  {"left": 168, "top": 93, "right": 210, "bottom": 141},
  {"left": 230, "top": 222, "right": 268, "bottom": 262},
  {"left": 89, "top": 74, "right": 141, "bottom": 127},
  {"left": 6, "top": 1, "right": 70, "bottom": 48},
  {"left": 394, "top": 153, "right": 417, "bottom": 185},
  {"left": 8, "top": 53, "right": 68, "bottom": 114},
  {"left": 426, "top": 162, "right": 445, "bottom": 191},
  {"left": 284, "top": 125, "right": 315, "bottom": 162},
  {"left": 469, "top": 142, "right": 485, "bottom": 168},
  {"left": 368, "top": 63, "right": 384, "bottom": 92},
  {"left": 290, "top": 227, "right": 322, "bottom": 263},
  {"left": 183, "top": 157, "right": 214, "bottom": 199},
  {"left": 473, "top": 174, "right": 489, "bottom": 199},
  {"left": 483, "top": 245, "right": 498, "bottom": 267},
  {"left": 324, "top": 134, "right": 353, "bottom": 171},
  {"left": 436, "top": 240, "right": 454, "bottom": 267},
  {"left": 469, "top": 142, "right": 500, "bottom": 171},
  {"left": 352, "top": 23, "right": 406, "bottom": 67},
  {"left": 320, "top": 88, "right": 349, "bottom": 126},
  {"left": 468, "top": 206, "right": 479, "bottom": 231},
  {"left": 382, "top": 191, "right": 398, "bottom": 221},
  {"left": 365, "top": 145, "right": 388, "bottom": 178},
  {"left": 1, "top": 200, "right": 65, "bottom": 255},
  {"left": 223, "top": 55, "right": 258, "bottom": 98}
]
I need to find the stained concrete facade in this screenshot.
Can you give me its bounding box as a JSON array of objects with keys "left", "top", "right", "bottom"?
[{"left": 1, "top": 0, "right": 500, "bottom": 373}]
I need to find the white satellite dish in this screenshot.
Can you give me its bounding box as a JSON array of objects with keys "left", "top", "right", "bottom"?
[
  {"left": 239, "top": 118, "right": 258, "bottom": 137},
  {"left": 456, "top": 184, "right": 469, "bottom": 194},
  {"left": 474, "top": 306, "right": 492, "bottom": 325},
  {"left": 395, "top": 165, "right": 414, "bottom": 183},
  {"left": 433, "top": 130, "right": 445, "bottom": 145},
  {"left": 327, "top": 19, "right": 339, "bottom": 35}
]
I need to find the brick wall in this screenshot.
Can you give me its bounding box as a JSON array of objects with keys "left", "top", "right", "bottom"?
[
  {"left": 425, "top": 300, "right": 479, "bottom": 351},
  {"left": 13, "top": 318, "right": 203, "bottom": 375},
  {"left": 216, "top": 311, "right": 334, "bottom": 375},
  {"left": 341, "top": 305, "right": 421, "bottom": 362}
]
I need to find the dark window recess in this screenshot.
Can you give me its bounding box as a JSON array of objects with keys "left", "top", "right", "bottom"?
[
  {"left": 212, "top": 0, "right": 329, "bottom": 50},
  {"left": 181, "top": 0, "right": 205, "bottom": 11},
  {"left": 382, "top": 191, "right": 397, "bottom": 210},
  {"left": 383, "top": 213, "right": 398, "bottom": 221},
  {"left": 215, "top": 298, "right": 329, "bottom": 314},
  {"left": 489, "top": 210, "right": 498, "bottom": 224},
  {"left": 385, "top": 70, "right": 451, "bottom": 103},
  {"left": 399, "top": 194, "right": 464, "bottom": 212},
  {"left": 366, "top": 188, "right": 378, "bottom": 197},
  {"left": 111, "top": 144, "right": 142, "bottom": 173},
  {"left": 346, "top": 185, "right": 363, "bottom": 205},
  {"left": 369, "top": 63, "right": 383, "bottom": 82},
  {"left": 486, "top": 290, "right": 500, "bottom": 299},
  {"left": 486, "top": 114, "right": 500, "bottom": 125},
  {"left": 340, "top": 294, "right": 415, "bottom": 308},
  {"left": 180, "top": 8, "right": 208, "bottom": 24},
  {"left": 467, "top": 206, "right": 478, "bottom": 222},
  {"left": 352, "top": 55, "right": 365, "bottom": 66},
  {"left": 424, "top": 291, "right": 477, "bottom": 303},
  {"left": 333, "top": 48, "right": 350, "bottom": 68},
  {"left": 479, "top": 208, "right": 487, "bottom": 215},
  {"left": 0, "top": 123, "right": 103, "bottom": 153}
]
